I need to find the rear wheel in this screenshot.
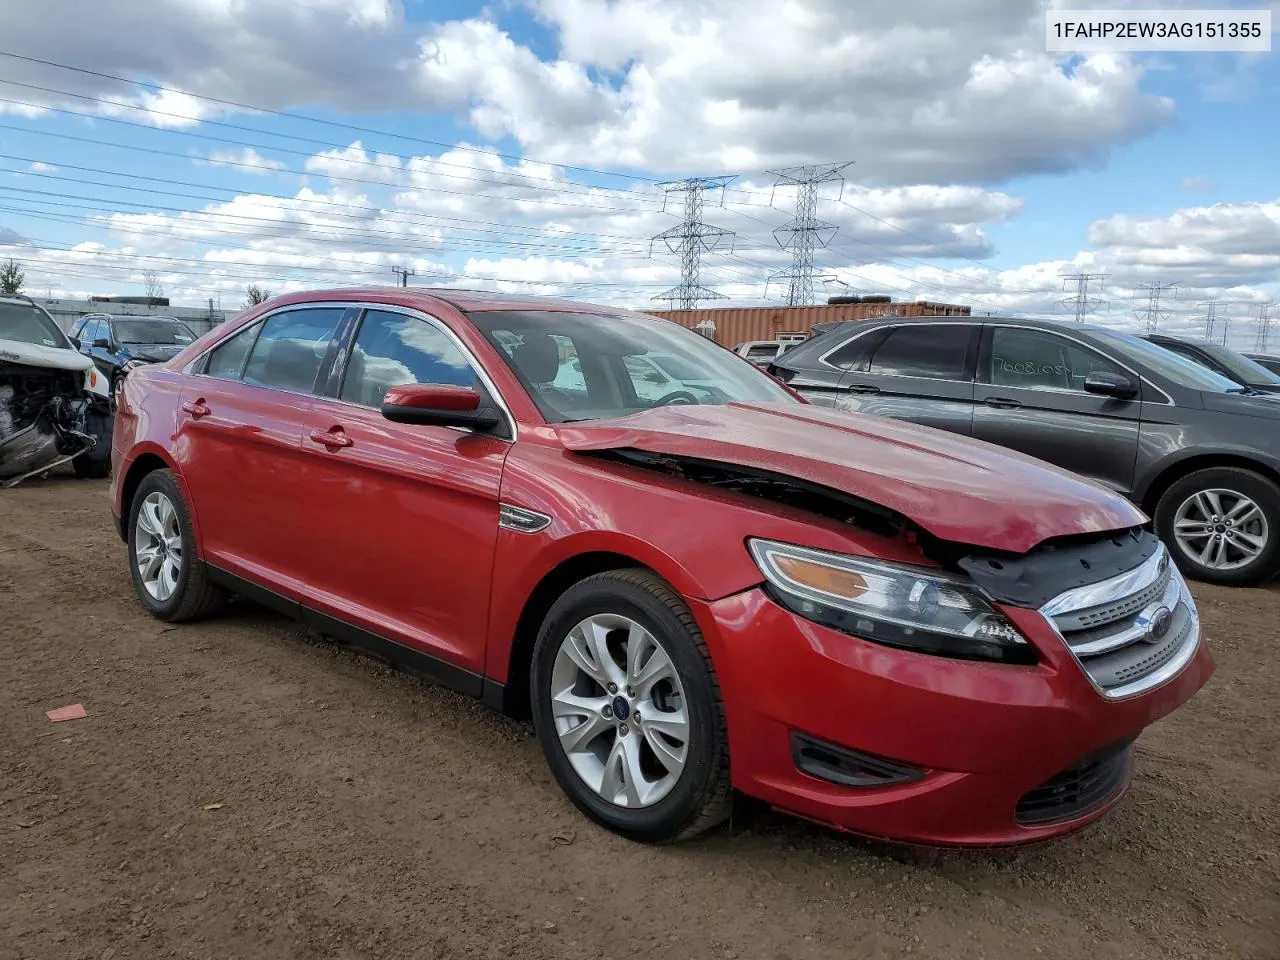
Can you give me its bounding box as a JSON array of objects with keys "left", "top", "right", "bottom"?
[
  {"left": 530, "top": 569, "right": 731, "bottom": 843},
  {"left": 127, "top": 469, "right": 227, "bottom": 621},
  {"left": 1155, "top": 466, "right": 1280, "bottom": 586}
]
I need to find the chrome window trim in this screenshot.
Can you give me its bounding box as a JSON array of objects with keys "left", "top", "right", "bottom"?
[
  {"left": 184, "top": 300, "right": 518, "bottom": 442},
  {"left": 1038, "top": 544, "right": 1201, "bottom": 701}
]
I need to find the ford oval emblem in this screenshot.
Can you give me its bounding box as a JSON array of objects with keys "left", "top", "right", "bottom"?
[{"left": 1145, "top": 605, "right": 1173, "bottom": 644}]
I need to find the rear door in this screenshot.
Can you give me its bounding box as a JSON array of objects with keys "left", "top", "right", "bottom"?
[
  {"left": 835, "top": 322, "right": 979, "bottom": 435},
  {"left": 175, "top": 303, "right": 351, "bottom": 589},
  {"left": 972, "top": 324, "right": 1141, "bottom": 493}
]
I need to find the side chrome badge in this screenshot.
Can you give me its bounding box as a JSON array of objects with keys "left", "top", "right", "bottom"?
[{"left": 499, "top": 503, "right": 552, "bottom": 534}]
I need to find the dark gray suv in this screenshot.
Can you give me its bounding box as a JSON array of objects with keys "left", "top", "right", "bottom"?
[{"left": 770, "top": 315, "right": 1280, "bottom": 587}]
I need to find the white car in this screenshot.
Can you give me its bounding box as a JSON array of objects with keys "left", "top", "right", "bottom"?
[
  {"left": 732, "top": 335, "right": 809, "bottom": 367},
  {"left": 0, "top": 294, "right": 113, "bottom": 486}
]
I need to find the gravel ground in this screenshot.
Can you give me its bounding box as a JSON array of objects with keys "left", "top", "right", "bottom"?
[{"left": 1, "top": 473, "right": 1277, "bottom": 960}]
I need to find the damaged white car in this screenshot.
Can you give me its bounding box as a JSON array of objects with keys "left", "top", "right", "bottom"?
[{"left": 1, "top": 294, "right": 113, "bottom": 486}]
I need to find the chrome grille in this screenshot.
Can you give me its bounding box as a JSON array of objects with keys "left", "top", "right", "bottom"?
[{"left": 1040, "top": 545, "right": 1200, "bottom": 700}]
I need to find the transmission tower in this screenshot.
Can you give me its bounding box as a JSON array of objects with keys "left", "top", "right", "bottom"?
[
  {"left": 1197, "top": 301, "right": 1219, "bottom": 342},
  {"left": 1133, "top": 281, "right": 1179, "bottom": 332},
  {"left": 1255, "top": 303, "right": 1273, "bottom": 352},
  {"left": 766, "top": 162, "right": 854, "bottom": 306},
  {"left": 1058, "top": 272, "right": 1109, "bottom": 323},
  {"left": 650, "top": 177, "right": 737, "bottom": 309},
  {"left": 391, "top": 265, "right": 415, "bottom": 287}
]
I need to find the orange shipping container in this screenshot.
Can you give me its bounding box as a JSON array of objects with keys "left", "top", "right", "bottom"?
[{"left": 647, "top": 300, "right": 971, "bottom": 347}]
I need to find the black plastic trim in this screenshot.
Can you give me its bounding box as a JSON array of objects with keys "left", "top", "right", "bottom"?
[
  {"left": 1015, "top": 737, "right": 1135, "bottom": 826},
  {"left": 204, "top": 565, "right": 486, "bottom": 698},
  {"left": 957, "top": 527, "right": 1160, "bottom": 609},
  {"left": 790, "top": 732, "right": 925, "bottom": 788}
]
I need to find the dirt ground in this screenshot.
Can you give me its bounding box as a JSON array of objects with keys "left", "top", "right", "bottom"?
[{"left": 1, "top": 474, "right": 1277, "bottom": 960}]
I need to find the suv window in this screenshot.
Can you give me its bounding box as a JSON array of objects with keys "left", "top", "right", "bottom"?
[
  {"left": 866, "top": 325, "right": 972, "bottom": 379},
  {"left": 987, "top": 327, "right": 1125, "bottom": 391},
  {"left": 340, "top": 309, "right": 479, "bottom": 407},
  {"left": 745, "top": 345, "right": 777, "bottom": 363},
  {"left": 824, "top": 333, "right": 874, "bottom": 369}
]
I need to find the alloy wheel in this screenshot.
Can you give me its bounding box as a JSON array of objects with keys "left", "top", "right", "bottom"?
[
  {"left": 134, "top": 491, "right": 184, "bottom": 601},
  {"left": 549, "top": 613, "right": 690, "bottom": 808},
  {"left": 1173, "top": 487, "right": 1269, "bottom": 571}
]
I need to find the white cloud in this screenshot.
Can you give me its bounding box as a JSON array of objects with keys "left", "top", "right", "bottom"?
[{"left": 205, "top": 148, "right": 287, "bottom": 174}]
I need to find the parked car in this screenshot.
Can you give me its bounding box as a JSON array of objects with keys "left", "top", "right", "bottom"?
[
  {"left": 0, "top": 294, "right": 113, "bottom": 484},
  {"left": 70, "top": 313, "right": 198, "bottom": 405},
  {"left": 770, "top": 315, "right": 1280, "bottom": 586},
  {"left": 1141, "top": 333, "right": 1280, "bottom": 395},
  {"left": 111, "top": 289, "right": 1212, "bottom": 846},
  {"left": 732, "top": 334, "right": 808, "bottom": 367},
  {"left": 1244, "top": 352, "right": 1280, "bottom": 377}
]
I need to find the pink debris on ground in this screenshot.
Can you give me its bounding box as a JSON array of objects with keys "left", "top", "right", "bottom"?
[{"left": 46, "top": 704, "right": 87, "bottom": 722}]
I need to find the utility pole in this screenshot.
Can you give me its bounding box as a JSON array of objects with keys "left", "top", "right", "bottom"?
[
  {"left": 765, "top": 162, "right": 854, "bottom": 307},
  {"left": 392, "top": 265, "right": 414, "bottom": 287},
  {"left": 1058, "top": 272, "right": 1108, "bottom": 323},
  {"left": 1134, "top": 281, "right": 1179, "bottom": 332},
  {"left": 650, "top": 176, "right": 737, "bottom": 309},
  {"left": 1197, "top": 301, "right": 1218, "bottom": 342},
  {"left": 1255, "top": 303, "right": 1273, "bottom": 353}
]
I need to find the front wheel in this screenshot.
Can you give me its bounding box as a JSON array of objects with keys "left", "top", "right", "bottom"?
[
  {"left": 127, "top": 469, "right": 228, "bottom": 621},
  {"left": 530, "top": 569, "right": 731, "bottom": 843},
  {"left": 1155, "top": 466, "right": 1280, "bottom": 586}
]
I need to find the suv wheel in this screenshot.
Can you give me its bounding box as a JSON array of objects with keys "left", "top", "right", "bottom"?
[
  {"left": 530, "top": 569, "right": 731, "bottom": 843},
  {"left": 1155, "top": 466, "right": 1280, "bottom": 586},
  {"left": 127, "top": 469, "right": 227, "bottom": 621}
]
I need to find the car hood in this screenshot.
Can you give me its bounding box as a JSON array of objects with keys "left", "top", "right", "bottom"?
[
  {"left": 1201, "top": 391, "right": 1280, "bottom": 418},
  {"left": 556, "top": 402, "right": 1146, "bottom": 554},
  {"left": 125, "top": 344, "right": 185, "bottom": 363},
  {"left": 0, "top": 338, "right": 93, "bottom": 373}
]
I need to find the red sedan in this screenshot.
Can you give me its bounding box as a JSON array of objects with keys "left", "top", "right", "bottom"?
[{"left": 109, "top": 288, "right": 1213, "bottom": 846}]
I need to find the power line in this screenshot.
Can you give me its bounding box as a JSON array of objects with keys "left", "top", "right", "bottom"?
[
  {"left": 1058, "top": 272, "right": 1108, "bottom": 323},
  {"left": 649, "top": 177, "right": 737, "bottom": 309},
  {"left": 1134, "top": 281, "right": 1179, "bottom": 332},
  {"left": 765, "top": 162, "right": 853, "bottom": 306}
]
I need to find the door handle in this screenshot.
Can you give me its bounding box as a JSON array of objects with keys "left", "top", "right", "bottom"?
[
  {"left": 846, "top": 383, "right": 880, "bottom": 394},
  {"left": 181, "top": 399, "right": 211, "bottom": 418},
  {"left": 309, "top": 428, "right": 353, "bottom": 449},
  {"left": 983, "top": 397, "right": 1022, "bottom": 409}
]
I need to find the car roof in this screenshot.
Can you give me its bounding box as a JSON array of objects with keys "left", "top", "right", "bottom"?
[{"left": 264, "top": 286, "right": 649, "bottom": 318}]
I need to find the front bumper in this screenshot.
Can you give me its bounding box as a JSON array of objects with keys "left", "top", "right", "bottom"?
[{"left": 692, "top": 587, "right": 1214, "bottom": 847}]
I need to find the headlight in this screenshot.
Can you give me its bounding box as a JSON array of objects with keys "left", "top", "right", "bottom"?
[{"left": 748, "top": 539, "right": 1036, "bottom": 665}]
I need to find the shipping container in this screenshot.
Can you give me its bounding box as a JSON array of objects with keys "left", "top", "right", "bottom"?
[{"left": 647, "top": 300, "right": 971, "bottom": 347}]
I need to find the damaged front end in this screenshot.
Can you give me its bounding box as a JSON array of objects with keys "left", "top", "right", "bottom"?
[{"left": 0, "top": 359, "right": 110, "bottom": 487}]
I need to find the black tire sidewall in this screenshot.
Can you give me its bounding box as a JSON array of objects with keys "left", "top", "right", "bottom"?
[
  {"left": 126, "top": 470, "right": 202, "bottom": 618},
  {"left": 530, "top": 574, "right": 724, "bottom": 842},
  {"left": 1156, "top": 467, "right": 1280, "bottom": 586}
]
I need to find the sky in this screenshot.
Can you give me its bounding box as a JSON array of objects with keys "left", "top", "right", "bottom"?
[{"left": 0, "top": 0, "right": 1276, "bottom": 350}]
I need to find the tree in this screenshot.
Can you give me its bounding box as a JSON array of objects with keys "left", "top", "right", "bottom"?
[
  {"left": 0, "top": 258, "right": 23, "bottom": 294},
  {"left": 244, "top": 283, "right": 271, "bottom": 306},
  {"left": 143, "top": 270, "right": 164, "bottom": 300}
]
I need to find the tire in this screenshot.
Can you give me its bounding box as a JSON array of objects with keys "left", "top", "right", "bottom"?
[
  {"left": 530, "top": 569, "right": 732, "bottom": 843},
  {"left": 1154, "top": 466, "right": 1280, "bottom": 587},
  {"left": 73, "top": 403, "right": 113, "bottom": 479},
  {"left": 126, "top": 468, "right": 228, "bottom": 621}
]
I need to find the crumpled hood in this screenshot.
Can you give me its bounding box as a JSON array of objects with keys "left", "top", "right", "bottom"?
[
  {"left": 0, "top": 338, "right": 93, "bottom": 373},
  {"left": 127, "top": 344, "right": 185, "bottom": 363},
  {"left": 557, "top": 402, "right": 1147, "bottom": 554}
]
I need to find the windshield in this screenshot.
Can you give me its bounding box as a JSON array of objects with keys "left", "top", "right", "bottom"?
[
  {"left": 1199, "top": 342, "right": 1280, "bottom": 386},
  {"left": 1091, "top": 330, "right": 1245, "bottom": 393},
  {"left": 0, "top": 300, "right": 70, "bottom": 349},
  {"left": 112, "top": 318, "right": 196, "bottom": 345},
  {"left": 467, "top": 310, "right": 795, "bottom": 423}
]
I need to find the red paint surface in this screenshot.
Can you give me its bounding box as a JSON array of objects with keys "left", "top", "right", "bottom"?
[{"left": 111, "top": 288, "right": 1212, "bottom": 846}]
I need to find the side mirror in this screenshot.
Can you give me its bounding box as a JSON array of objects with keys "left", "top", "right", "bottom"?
[
  {"left": 93, "top": 337, "right": 113, "bottom": 351},
  {"left": 1083, "top": 371, "right": 1138, "bottom": 399},
  {"left": 381, "top": 383, "right": 501, "bottom": 430}
]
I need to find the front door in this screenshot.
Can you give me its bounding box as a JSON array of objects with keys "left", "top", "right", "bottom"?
[
  {"left": 292, "top": 306, "right": 511, "bottom": 676},
  {"left": 972, "top": 325, "right": 1141, "bottom": 494},
  {"left": 175, "top": 304, "right": 350, "bottom": 591},
  {"left": 835, "top": 322, "right": 979, "bottom": 435}
]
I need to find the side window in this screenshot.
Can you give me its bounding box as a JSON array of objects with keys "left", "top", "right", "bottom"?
[
  {"left": 745, "top": 344, "right": 777, "bottom": 364},
  {"left": 987, "top": 328, "right": 1125, "bottom": 391},
  {"left": 204, "top": 321, "right": 263, "bottom": 380},
  {"left": 242, "top": 308, "right": 345, "bottom": 393},
  {"left": 823, "top": 333, "right": 875, "bottom": 369},
  {"left": 866, "top": 325, "right": 972, "bottom": 379},
  {"left": 339, "top": 309, "right": 479, "bottom": 408},
  {"left": 82, "top": 319, "right": 101, "bottom": 344}
]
